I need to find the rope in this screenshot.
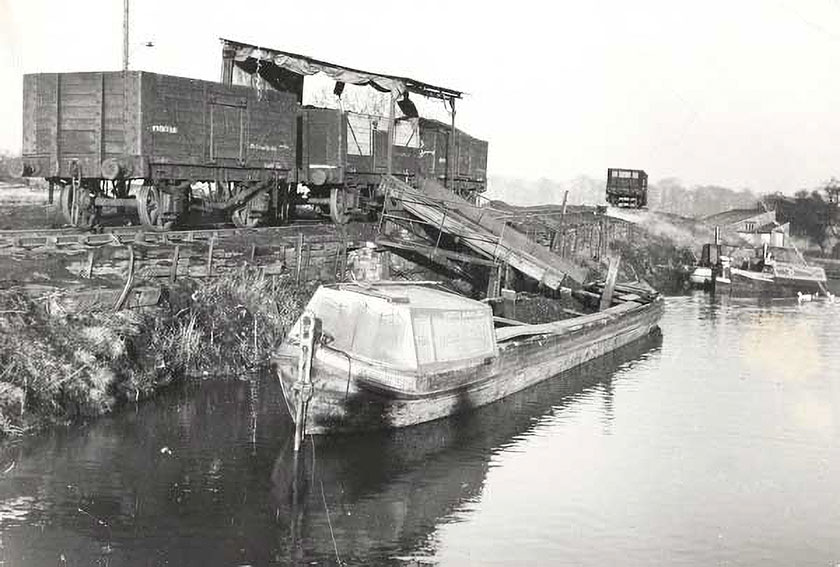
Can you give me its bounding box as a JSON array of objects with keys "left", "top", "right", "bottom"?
[
  {"left": 321, "top": 479, "right": 342, "bottom": 566},
  {"left": 310, "top": 437, "right": 342, "bottom": 565}
]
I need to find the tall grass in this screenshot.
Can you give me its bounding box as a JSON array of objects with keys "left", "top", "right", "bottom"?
[{"left": 0, "top": 270, "right": 313, "bottom": 438}]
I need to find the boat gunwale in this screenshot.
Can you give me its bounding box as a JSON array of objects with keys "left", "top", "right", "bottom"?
[{"left": 276, "top": 296, "right": 663, "bottom": 401}]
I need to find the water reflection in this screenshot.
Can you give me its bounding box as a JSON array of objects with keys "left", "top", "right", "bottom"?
[
  {"left": 270, "top": 333, "right": 662, "bottom": 565},
  {"left": 0, "top": 332, "right": 661, "bottom": 566}
]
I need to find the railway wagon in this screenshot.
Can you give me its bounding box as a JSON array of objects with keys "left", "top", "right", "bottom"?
[
  {"left": 18, "top": 71, "right": 298, "bottom": 229},
  {"left": 298, "top": 109, "right": 489, "bottom": 222},
  {"left": 224, "top": 38, "right": 488, "bottom": 223},
  {"left": 605, "top": 168, "right": 648, "bottom": 208}
]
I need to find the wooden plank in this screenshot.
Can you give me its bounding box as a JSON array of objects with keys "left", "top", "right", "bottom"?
[
  {"left": 493, "top": 315, "right": 526, "bottom": 326},
  {"left": 599, "top": 254, "right": 621, "bottom": 311},
  {"left": 383, "top": 176, "right": 588, "bottom": 288},
  {"left": 376, "top": 236, "right": 499, "bottom": 267}
]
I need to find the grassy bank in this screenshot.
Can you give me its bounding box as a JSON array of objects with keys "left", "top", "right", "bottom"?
[{"left": 0, "top": 270, "right": 313, "bottom": 438}]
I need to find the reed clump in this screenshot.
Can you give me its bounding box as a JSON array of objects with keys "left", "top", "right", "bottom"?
[{"left": 0, "top": 270, "right": 313, "bottom": 438}]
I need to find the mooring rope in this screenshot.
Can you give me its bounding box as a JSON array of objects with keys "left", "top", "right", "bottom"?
[{"left": 310, "top": 436, "right": 342, "bottom": 565}]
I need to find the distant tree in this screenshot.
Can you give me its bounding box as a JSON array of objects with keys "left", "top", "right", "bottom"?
[{"left": 787, "top": 190, "right": 828, "bottom": 249}]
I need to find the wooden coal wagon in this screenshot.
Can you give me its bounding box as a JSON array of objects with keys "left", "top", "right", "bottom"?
[{"left": 18, "top": 71, "right": 298, "bottom": 229}]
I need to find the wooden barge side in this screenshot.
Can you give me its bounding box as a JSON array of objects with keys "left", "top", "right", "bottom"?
[{"left": 275, "top": 295, "right": 664, "bottom": 435}]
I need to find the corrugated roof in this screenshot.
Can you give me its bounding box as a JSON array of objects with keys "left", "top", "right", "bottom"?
[{"left": 703, "top": 208, "right": 765, "bottom": 225}]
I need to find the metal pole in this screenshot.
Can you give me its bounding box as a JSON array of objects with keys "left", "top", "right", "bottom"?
[{"left": 123, "top": 0, "right": 129, "bottom": 70}]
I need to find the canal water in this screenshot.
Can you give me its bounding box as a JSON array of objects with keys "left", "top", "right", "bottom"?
[{"left": 1, "top": 294, "right": 839, "bottom": 566}]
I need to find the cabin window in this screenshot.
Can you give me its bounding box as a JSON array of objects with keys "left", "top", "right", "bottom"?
[
  {"left": 350, "top": 305, "right": 416, "bottom": 369},
  {"left": 745, "top": 221, "right": 756, "bottom": 232},
  {"left": 413, "top": 308, "right": 495, "bottom": 367}
]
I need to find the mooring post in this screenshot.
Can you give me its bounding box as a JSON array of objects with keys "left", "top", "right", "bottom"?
[{"left": 293, "top": 312, "right": 316, "bottom": 452}]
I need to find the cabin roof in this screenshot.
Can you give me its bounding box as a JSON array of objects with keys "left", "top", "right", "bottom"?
[{"left": 334, "top": 283, "right": 486, "bottom": 311}]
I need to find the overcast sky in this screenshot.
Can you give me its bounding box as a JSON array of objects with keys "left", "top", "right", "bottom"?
[{"left": 2, "top": 0, "right": 840, "bottom": 193}]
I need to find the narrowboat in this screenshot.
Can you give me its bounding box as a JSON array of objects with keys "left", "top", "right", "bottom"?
[{"left": 273, "top": 281, "right": 663, "bottom": 437}]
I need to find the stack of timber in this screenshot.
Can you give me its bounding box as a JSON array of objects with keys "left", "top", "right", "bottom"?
[{"left": 379, "top": 176, "right": 588, "bottom": 288}]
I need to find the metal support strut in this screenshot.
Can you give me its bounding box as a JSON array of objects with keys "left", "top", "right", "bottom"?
[{"left": 293, "top": 311, "right": 317, "bottom": 452}]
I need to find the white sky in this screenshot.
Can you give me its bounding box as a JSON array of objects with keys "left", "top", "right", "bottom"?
[{"left": 2, "top": 0, "right": 840, "bottom": 193}]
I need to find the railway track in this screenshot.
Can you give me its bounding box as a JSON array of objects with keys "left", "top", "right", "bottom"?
[{"left": 0, "top": 221, "right": 374, "bottom": 254}]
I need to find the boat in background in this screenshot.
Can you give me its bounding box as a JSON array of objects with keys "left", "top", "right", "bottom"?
[
  {"left": 690, "top": 243, "right": 826, "bottom": 298},
  {"left": 273, "top": 281, "right": 663, "bottom": 437}
]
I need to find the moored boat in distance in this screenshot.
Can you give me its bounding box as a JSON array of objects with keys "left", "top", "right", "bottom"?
[
  {"left": 690, "top": 243, "right": 827, "bottom": 298},
  {"left": 273, "top": 281, "right": 663, "bottom": 436}
]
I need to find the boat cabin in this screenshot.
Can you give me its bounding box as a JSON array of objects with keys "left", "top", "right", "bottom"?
[{"left": 289, "top": 284, "right": 498, "bottom": 373}]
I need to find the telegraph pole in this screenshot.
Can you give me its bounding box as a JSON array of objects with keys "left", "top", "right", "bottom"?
[{"left": 123, "top": 0, "right": 129, "bottom": 70}]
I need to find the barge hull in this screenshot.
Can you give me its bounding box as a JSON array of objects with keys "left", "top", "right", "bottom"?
[{"left": 277, "top": 297, "right": 663, "bottom": 434}]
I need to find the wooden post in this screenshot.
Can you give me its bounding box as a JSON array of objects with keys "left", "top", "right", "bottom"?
[
  {"left": 333, "top": 242, "right": 343, "bottom": 282},
  {"left": 123, "top": 0, "right": 129, "bottom": 71},
  {"left": 386, "top": 93, "right": 396, "bottom": 176},
  {"left": 504, "top": 263, "right": 515, "bottom": 290},
  {"left": 249, "top": 243, "right": 257, "bottom": 264},
  {"left": 599, "top": 254, "right": 621, "bottom": 311},
  {"left": 295, "top": 233, "right": 304, "bottom": 284},
  {"left": 551, "top": 191, "right": 568, "bottom": 254},
  {"left": 447, "top": 97, "right": 457, "bottom": 191},
  {"left": 169, "top": 245, "right": 180, "bottom": 283},
  {"left": 380, "top": 250, "right": 391, "bottom": 280},
  {"left": 221, "top": 43, "right": 235, "bottom": 84},
  {"left": 338, "top": 241, "right": 348, "bottom": 282},
  {"left": 206, "top": 237, "right": 215, "bottom": 278},
  {"left": 84, "top": 250, "right": 95, "bottom": 279},
  {"left": 302, "top": 243, "right": 311, "bottom": 282},
  {"left": 501, "top": 288, "right": 517, "bottom": 320},
  {"left": 486, "top": 263, "right": 502, "bottom": 299}
]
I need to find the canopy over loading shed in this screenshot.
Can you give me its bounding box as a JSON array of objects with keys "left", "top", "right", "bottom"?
[
  {"left": 219, "top": 38, "right": 462, "bottom": 100},
  {"left": 219, "top": 38, "right": 464, "bottom": 181}
]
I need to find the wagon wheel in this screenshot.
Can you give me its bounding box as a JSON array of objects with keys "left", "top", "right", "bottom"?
[
  {"left": 276, "top": 198, "right": 293, "bottom": 225},
  {"left": 136, "top": 184, "right": 173, "bottom": 231},
  {"left": 231, "top": 204, "right": 260, "bottom": 228},
  {"left": 58, "top": 183, "right": 96, "bottom": 228},
  {"left": 329, "top": 187, "right": 351, "bottom": 225}
]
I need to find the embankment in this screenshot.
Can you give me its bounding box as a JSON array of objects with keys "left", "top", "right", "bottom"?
[{"left": 0, "top": 271, "right": 311, "bottom": 438}]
